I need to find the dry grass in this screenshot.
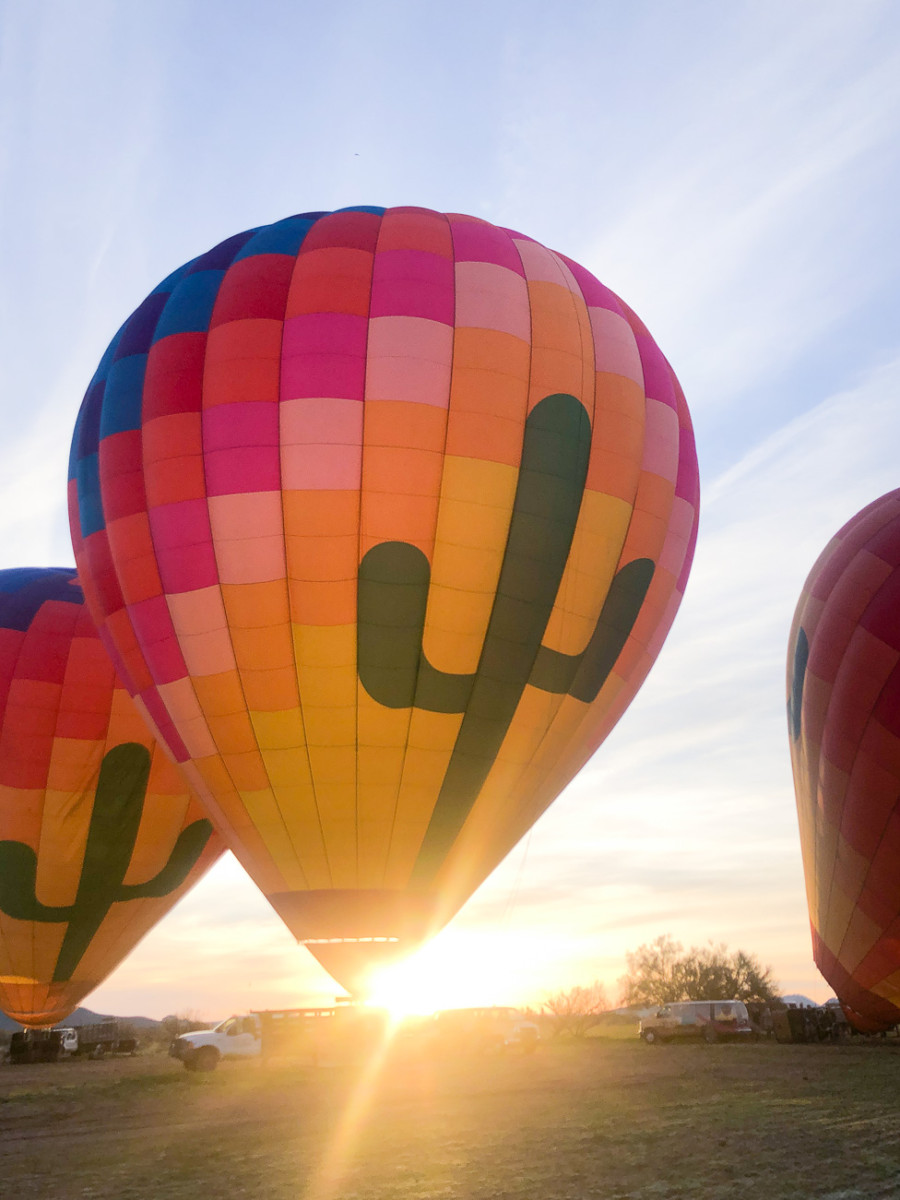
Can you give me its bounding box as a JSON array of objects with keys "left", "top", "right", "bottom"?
[{"left": 2, "top": 1037, "right": 900, "bottom": 1198}]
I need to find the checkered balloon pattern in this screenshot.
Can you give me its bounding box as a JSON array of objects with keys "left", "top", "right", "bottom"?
[
  {"left": 789, "top": 489, "right": 900, "bottom": 1031},
  {"left": 69, "top": 206, "right": 699, "bottom": 994},
  {"left": 0, "top": 567, "right": 223, "bottom": 1026}
]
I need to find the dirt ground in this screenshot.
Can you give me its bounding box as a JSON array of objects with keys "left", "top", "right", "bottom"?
[{"left": 3, "top": 1037, "right": 900, "bottom": 1199}]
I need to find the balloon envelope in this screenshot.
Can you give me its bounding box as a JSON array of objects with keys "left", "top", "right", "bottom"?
[
  {"left": 0, "top": 568, "right": 223, "bottom": 1026},
  {"left": 69, "top": 206, "right": 699, "bottom": 994},
  {"left": 788, "top": 489, "right": 900, "bottom": 1031}
]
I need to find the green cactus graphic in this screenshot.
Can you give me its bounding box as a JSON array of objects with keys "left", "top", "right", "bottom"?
[
  {"left": 0, "top": 743, "right": 213, "bottom": 982},
  {"left": 358, "top": 392, "right": 655, "bottom": 883}
]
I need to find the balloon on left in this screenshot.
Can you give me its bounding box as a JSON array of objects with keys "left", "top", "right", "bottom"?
[{"left": 0, "top": 568, "right": 224, "bottom": 1027}]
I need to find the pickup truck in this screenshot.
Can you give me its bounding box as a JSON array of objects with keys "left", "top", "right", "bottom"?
[
  {"left": 169, "top": 1014, "right": 262, "bottom": 1072},
  {"left": 9, "top": 1027, "right": 79, "bottom": 1063}
]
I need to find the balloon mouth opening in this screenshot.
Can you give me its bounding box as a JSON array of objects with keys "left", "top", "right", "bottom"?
[{"left": 301, "top": 937, "right": 400, "bottom": 944}]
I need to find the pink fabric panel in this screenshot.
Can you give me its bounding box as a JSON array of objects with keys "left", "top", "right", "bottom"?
[
  {"left": 511, "top": 238, "right": 569, "bottom": 286},
  {"left": 282, "top": 442, "right": 363, "bottom": 490},
  {"left": 204, "top": 446, "right": 281, "bottom": 496},
  {"left": 589, "top": 307, "right": 643, "bottom": 384},
  {"left": 369, "top": 250, "right": 455, "bottom": 324},
  {"left": 148, "top": 499, "right": 218, "bottom": 593},
  {"left": 636, "top": 337, "right": 677, "bottom": 410},
  {"left": 675, "top": 419, "right": 700, "bottom": 506},
  {"left": 365, "top": 317, "right": 454, "bottom": 408},
  {"left": 203, "top": 402, "right": 279, "bottom": 450},
  {"left": 281, "top": 313, "right": 369, "bottom": 401},
  {"left": 446, "top": 217, "right": 525, "bottom": 274},
  {"left": 454, "top": 262, "right": 531, "bottom": 339},
  {"left": 641, "top": 399, "right": 679, "bottom": 484},
  {"left": 208, "top": 492, "right": 286, "bottom": 585},
  {"left": 280, "top": 396, "right": 364, "bottom": 446},
  {"left": 659, "top": 496, "right": 696, "bottom": 578},
  {"left": 137, "top": 687, "right": 190, "bottom": 762},
  {"left": 557, "top": 254, "right": 625, "bottom": 316},
  {"left": 128, "top": 595, "right": 188, "bottom": 685}
]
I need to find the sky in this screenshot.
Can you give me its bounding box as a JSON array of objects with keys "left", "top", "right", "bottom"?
[{"left": 1, "top": 0, "right": 899, "bottom": 1020}]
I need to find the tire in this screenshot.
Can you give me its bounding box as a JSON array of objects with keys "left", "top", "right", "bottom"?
[
  {"left": 90, "top": 1045, "right": 106, "bottom": 1060},
  {"left": 703, "top": 1025, "right": 718, "bottom": 1045},
  {"left": 191, "top": 1046, "right": 220, "bottom": 1073},
  {"left": 643, "top": 1030, "right": 658, "bottom": 1045}
]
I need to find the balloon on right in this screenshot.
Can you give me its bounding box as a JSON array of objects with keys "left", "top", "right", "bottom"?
[{"left": 788, "top": 489, "right": 900, "bottom": 1030}]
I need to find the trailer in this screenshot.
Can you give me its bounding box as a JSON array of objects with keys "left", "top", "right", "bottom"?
[
  {"left": 170, "top": 1006, "right": 389, "bottom": 1071},
  {"left": 73, "top": 1020, "right": 138, "bottom": 1058}
]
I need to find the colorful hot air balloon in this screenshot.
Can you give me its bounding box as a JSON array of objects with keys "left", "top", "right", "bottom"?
[
  {"left": 68, "top": 206, "right": 699, "bottom": 995},
  {"left": 0, "top": 568, "right": 223, "bottom": 1026},
  {"left": 788, "top": 489, "right": 900, "bottom": 1031}
]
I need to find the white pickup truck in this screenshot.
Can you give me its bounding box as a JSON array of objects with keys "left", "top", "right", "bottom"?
[{"left": 169, "top": 1014, "right": 261, "bottom": 1072}]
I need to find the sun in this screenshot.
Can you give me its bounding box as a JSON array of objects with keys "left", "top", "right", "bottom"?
[{"left": 364, "top": 930, "right": 529, "bottom": 1020}]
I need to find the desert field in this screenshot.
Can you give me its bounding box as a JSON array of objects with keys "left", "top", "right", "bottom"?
[{"left": 2, "top": 1036, "right": 900, "bottom": 1199}]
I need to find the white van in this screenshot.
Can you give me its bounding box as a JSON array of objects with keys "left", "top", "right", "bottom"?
[{"left": 640, "top": 1000, "right": 753, "bottom": 1044}]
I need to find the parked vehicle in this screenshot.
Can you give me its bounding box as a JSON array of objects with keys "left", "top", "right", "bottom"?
[
  {"left": 772, "top": 1003, "right": 850, "bottom": 1044},
  {"left": 8, "top": 1027, "right": 78, "bottom": 1063},
  {"left": 429, "top": 1007, "right": 540, "bottom": 1054},
  {"left": 640, "top": 1000, "right": 753, "bottom": 1044},
  {"left": 73, "top": 1020, "right": 138, "bottom": 1058},
  {"left": 169, "top": 1007, "right": 385, "bottom": 1071}
]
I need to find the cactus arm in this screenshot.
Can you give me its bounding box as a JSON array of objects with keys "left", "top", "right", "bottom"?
[
  {"left": 410, "top": 393, "right": 592, "bottom": 883},
  {"left": 358, "top": 540, "right": 475, "bottom": 712},
  {"left": 123, "top": 818, "right": 214, "bottom": 899},
  {"left": 530, "top": 558, "right": 655, "bottom": 702},
  {"left": 0, "top": 841, "right": 74, "bottom": 922}
]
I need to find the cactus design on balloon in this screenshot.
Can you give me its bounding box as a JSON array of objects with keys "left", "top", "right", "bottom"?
[
  {"left": 0, "top": 743, "right": 214, "bottom": 981},
  {"left": 358, "top": 393, "right": 655, "bottom": 881}
]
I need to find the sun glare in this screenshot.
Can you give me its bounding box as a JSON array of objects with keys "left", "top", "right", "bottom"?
[{"left": 365, "top": 933, "right": 527, "bottom": 1019}]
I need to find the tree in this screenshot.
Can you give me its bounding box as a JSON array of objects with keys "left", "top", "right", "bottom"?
[
  {"left": 618, "top": 936, "right": 779, "bottom": 1006},
  {"left": 541, "top": 981, "right": 610, "bottom": 1038}
]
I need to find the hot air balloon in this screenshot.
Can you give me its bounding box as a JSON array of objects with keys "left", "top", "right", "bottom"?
[
  {"left": 68, "top": 206, "right": 699, "bottom": 995},
  {"left": 788, "top": 489, "right": 900, "bottom": 1031},
  {"left": 0, "top": 568, "right": 223, "bottom": 1026}
]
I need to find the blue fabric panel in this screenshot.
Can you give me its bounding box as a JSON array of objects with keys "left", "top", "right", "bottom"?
[
  {"left": 186, "top": 230, "right": 258, "bottom": 275},
  {"left": 233, "top": 214, "right": 324, "bottom": 261},
  {"left": 99, "top": 355, "right": 147, "bottom": 438},
  {"left": 153, "top": 271, "right": 224, "bottom": 339},
  {"left": 71, "top": 380, "right": 105, "bottom": 465},
  {"left": 0, "top": 568, "right": 82, "bottom": 632},
  {"left": 336, "top": 205, "right": 386, "bottom": 215},
  {"left": 113, "top": 292, "right": 169, "bottom": 361},
  {"left": 76, "top": 453, "right": 104, "bottom": 539},
  {"left": 153, "top": 259, "right": 196, "bottom": 294}
]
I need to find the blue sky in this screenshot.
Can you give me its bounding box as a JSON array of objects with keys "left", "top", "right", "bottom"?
[{"left": 1, "top": 0, "right": 899, "bottom": 1017}]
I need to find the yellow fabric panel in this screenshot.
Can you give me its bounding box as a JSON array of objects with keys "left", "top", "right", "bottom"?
[
  {"left": 424, "top": 457, "right": 517, "bottom": 675},
  {"left": 0, "top": 784, "right": 42, "bottom": 843},
  {"left": 292, "top": 624, "right": 357, "bottom": 710},
  {"left": 239, "top": 785, "right": 310, "bottom": 889},
  {"left": 250, "top": 708, "right": 306, "bottom": 752},
  {"left": 542, "top": 491, "right": 634, "bottom": 654},
  {"left": 34, "top": 786, "right": 93, "bottom": 907},
  {"left": 44, "top": 736, "right": 99, "bottom": 799},
  {"left": 221, "top": 748, "right": 270, "bottom": 792},
  {"left": 385, "top": 710, "right": 465, "bottom": 886},
  {"left": 355, "top": 679, "right": 414, "bottom": 884}
]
